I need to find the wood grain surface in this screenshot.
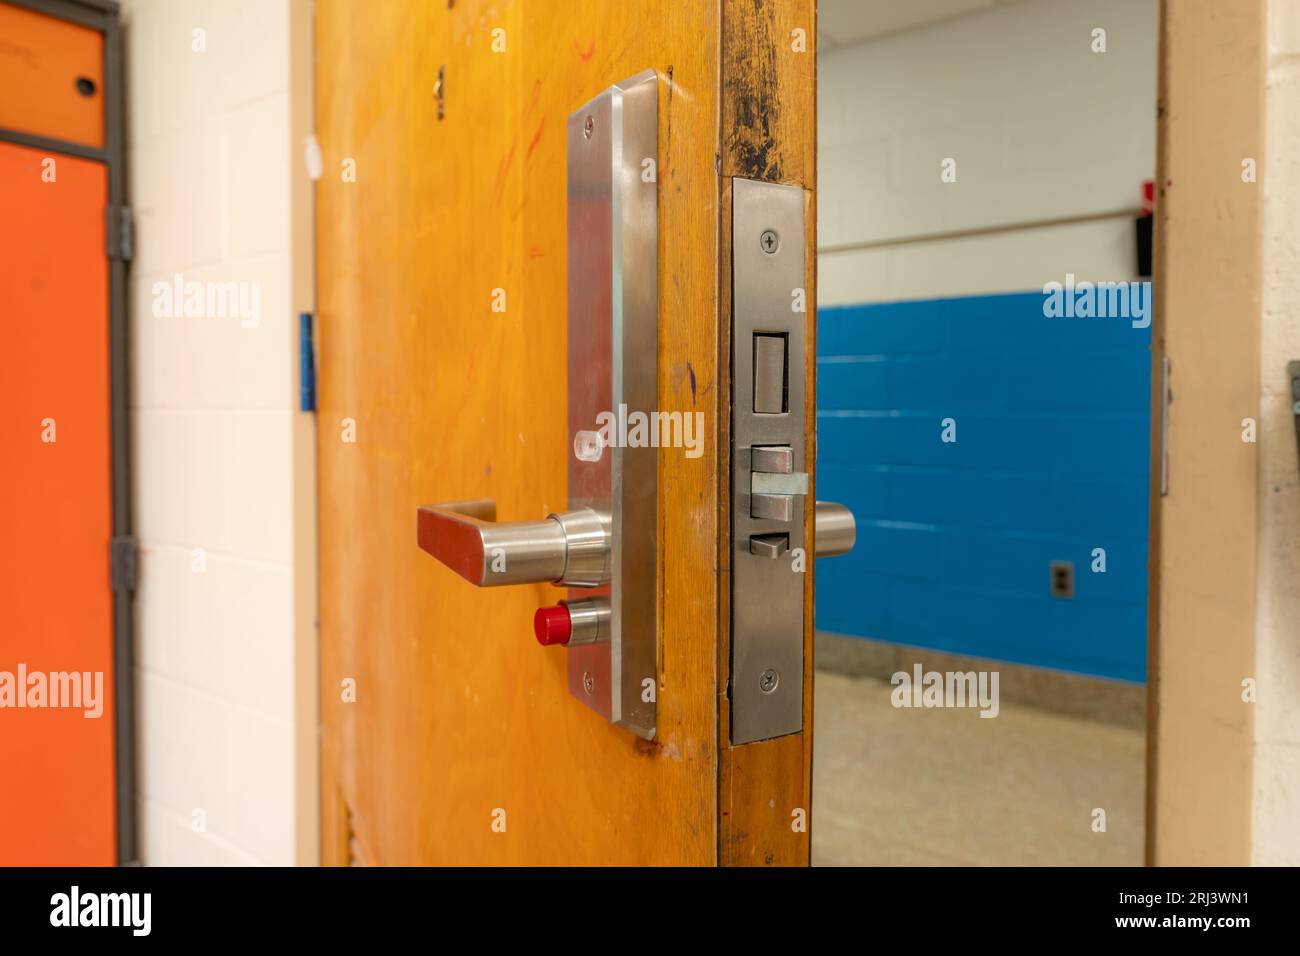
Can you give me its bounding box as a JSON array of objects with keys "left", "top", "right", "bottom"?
[
  {"left": 316, "top": 0, "right": 816, "bottom": 866},
  {"left": 316, "top": 0, "right": 723, "bottom": 865},
  {"left": 718, "top": 0, "right": 818, "bottom": 867}
]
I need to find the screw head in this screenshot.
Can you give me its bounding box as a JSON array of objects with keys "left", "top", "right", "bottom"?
[
  {"left": 583, "top": 115, "right": 594, "bottom": 140},
  {"left": 759, "top": 668, "right": 779, "bottom": 694},
  {"left": 760, "top": 229, "right": 779, "bottom": 254},
  {"left": 582, "top": 671, "right": 595, "bottom": 695}
]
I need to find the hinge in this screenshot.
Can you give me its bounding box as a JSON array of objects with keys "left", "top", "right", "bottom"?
[
  {"left": 106, "top": 205, "right": 133, "bottom": 262},
  {"left": 1160, "top": 355, "right": 1171, "bottom": 496},
  {"left": 1289, "top": 360, "right": 1300, "bottom": 475},
  {"left": 110, "top": 535, "right": 137, "bottom": 593}
]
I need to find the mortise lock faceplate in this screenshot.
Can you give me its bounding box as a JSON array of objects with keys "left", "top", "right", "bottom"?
[{"left": 730, "top": 177, "right": 857, "bottom": 745}]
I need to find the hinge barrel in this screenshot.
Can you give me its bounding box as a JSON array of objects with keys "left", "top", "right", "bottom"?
[
  {"left": 110, "top": 535, "right": 137, "bottom": 593},
  {"left": 106, "top": 205, "right": 133, "bottom": 262}
]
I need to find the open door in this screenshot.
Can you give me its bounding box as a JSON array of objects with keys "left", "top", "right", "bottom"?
[{"left": 314, "top": 0, "right": 830, "bottom": 865}]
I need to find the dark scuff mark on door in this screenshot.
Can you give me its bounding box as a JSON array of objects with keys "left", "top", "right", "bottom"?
[
  {"left": 722, "top": 0, "right": 783, "bottom": 181},
  {"left": 664, "top": 65, "right": 674, "bottom": 164}
]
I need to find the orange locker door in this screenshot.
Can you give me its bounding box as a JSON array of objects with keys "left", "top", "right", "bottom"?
[
  {"left": 0, "top": 140, "right": 115, "bottom": 865},
  {"left": 0, "top": 2, "right": 105, "bottom": 148}
]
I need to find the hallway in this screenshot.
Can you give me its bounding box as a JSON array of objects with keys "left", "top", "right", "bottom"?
[{"left": 813, "top": 670, "right": 1145, "bottom": 866}]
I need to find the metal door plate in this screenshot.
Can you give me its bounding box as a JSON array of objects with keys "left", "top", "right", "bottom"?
[
  {"left": 730, "top": 178, "right": 807, "bottom": 744},
  {"left": 565, "top": 70, "right": 658, "bottom": 739}
]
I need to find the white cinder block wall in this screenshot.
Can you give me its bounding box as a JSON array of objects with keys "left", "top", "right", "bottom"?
[
  {"left": 122, "top": 0, "right": 312, "bottom": 865},
  {"left": 818, "top": 0, "right": 1157, "bottom": 304},
  {"left": 1254, "top": 0, "right": 1300, "bottom": 867}
]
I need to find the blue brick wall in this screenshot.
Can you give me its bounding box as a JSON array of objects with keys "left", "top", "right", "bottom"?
[{"left": 815, "top": 291, "right": 1150, "bottom": 683}]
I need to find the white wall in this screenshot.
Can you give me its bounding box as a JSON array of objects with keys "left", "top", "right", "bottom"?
[
  {"left": 122, "top": 0, "right": 313, "bottom": 865},
  {"left": 1253, "top": 0, "right": 1300, "bottom": 866},
  {"left": 818, "top": 0, "right": 1157, "bottom": 304}
]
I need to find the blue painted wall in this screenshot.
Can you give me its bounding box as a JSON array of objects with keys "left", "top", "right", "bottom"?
[{"left": 815, "top": 291, "right": 1150, "bottom": 683}]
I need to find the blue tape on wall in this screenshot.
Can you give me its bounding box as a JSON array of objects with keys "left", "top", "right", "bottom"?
[
  {"left": 298, "top": 312, "right": 316, "bottom": 413},
  {"left": 816, "top": 291, "right": 1150, "bottom": 683}
]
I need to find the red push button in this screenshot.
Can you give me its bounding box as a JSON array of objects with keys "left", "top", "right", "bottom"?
[{"left": 533, "top": 604, "right": 571, "bottom": 646}]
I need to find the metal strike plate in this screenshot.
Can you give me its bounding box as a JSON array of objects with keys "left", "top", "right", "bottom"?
[
  {"left": 565, "top": 70, "right": 658, "bottom": 739},
  {"left": 731, "top": 177, "right": 807, "bottom": 745}
]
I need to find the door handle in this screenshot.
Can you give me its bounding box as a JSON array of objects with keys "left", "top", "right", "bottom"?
[
  {"left": 813, "top": 500, "right": 856, "bottom": 557},
  {"left": 416, "top": 500, "right": 610, "bottom": 588}
]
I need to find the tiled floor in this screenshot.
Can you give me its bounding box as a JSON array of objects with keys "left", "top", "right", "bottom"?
[{"left": 812, "top": 671, "right": 1146, "bottom": 866}]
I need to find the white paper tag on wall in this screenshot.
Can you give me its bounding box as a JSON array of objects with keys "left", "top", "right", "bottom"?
[{"left": 303, "top": 134, "right": 323, "bottom": 182}]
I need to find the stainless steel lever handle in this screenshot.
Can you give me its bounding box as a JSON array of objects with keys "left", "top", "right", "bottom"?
[
  {"left": 416, "top": 499, "right": 610, "bottom": 587},
  {"left": 814, "top": 501, "right": 856, "bottom": 558}
]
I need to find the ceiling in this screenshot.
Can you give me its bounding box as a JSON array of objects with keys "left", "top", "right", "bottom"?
[{"left": 817, "top": 0, "right": 1027, "bottom": 48}]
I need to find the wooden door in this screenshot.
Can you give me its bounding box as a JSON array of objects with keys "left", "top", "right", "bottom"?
[{"left": 315, "top": 0, "right": 816, "bottom": 866}]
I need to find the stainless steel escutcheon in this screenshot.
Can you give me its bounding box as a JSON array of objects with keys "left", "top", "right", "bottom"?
[
  {"left": 416, "top": 499, "right": 610, "bottom": 588},
  {"left": 412, "top": 71, "right": 662, "bottom": 740}
]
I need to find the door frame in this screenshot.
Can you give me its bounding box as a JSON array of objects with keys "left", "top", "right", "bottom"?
[
  {"left": 302, "top": 0, "right": 1285, "bottom": 869},
  {"left": 1146, "top": 0, "right": 1266, "bottom": 866}
]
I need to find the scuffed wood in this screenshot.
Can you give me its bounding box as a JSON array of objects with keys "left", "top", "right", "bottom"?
[
  {"left": 718, "top": 0, "right": 818, "bottom": 867},
  {"left": 721, "top": 0, "right": 816, "bottom": 185},
  {"left": 316, "top": 0, "right": 723, "bottom": 864}
]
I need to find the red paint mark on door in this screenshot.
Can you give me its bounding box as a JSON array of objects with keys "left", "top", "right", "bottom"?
[{"left": 526, "top": 119, "right": 546, "bottom": 160}]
